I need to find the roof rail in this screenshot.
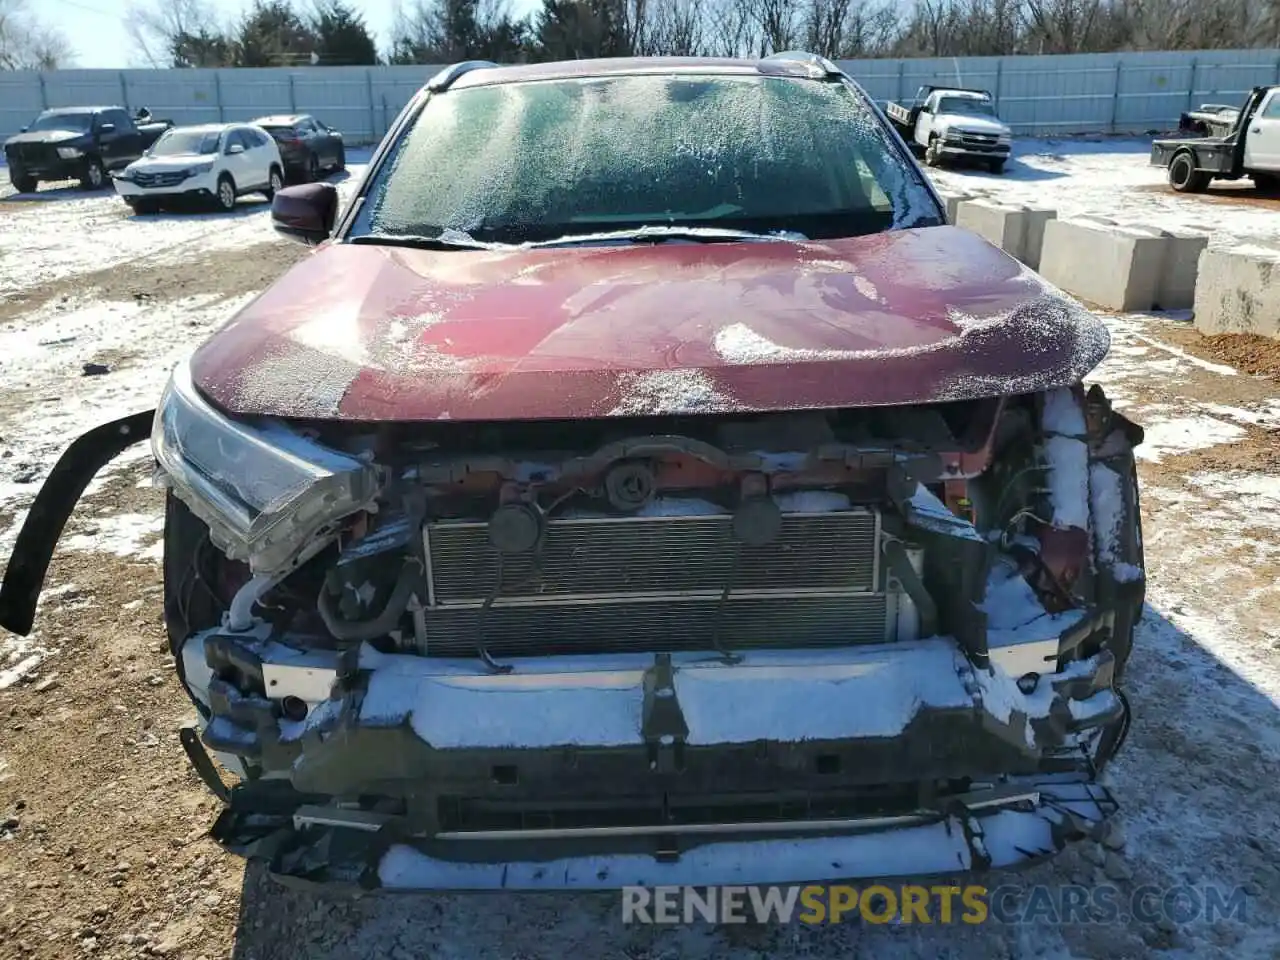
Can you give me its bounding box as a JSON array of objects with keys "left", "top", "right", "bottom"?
[
  {"left": 757, "top": 51, "right": 842, "bottom": 81},
  {"left": 426, "top": 60, "right": 500, "bottom": 92}
]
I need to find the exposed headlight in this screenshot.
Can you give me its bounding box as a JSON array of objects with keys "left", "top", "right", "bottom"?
[
  {"left": 151, "top": 360, "right": 382, "bottom": 574},
  {"left": 57, "top": 146, "right": 84, "bottom": 159},
  {"left": 182, "top": 161, "right": 215, "bottom": 177}
]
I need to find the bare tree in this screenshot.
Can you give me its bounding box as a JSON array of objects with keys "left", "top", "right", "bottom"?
[
  {"left": 1023, "top": 0, "right": 1104, "bottom": 53},
  {"left": 803, "top": 0, "right": 901, "bottom": 57},
  {"left": 125, "top": 0, "right": 230, "bottom": 67},
  {"left": 705, "top": 0, "right": 755, "bottom": 55},
  {"left": 0, "top": 0, "right": 72, "bottom": 69},
  {"left": 642, "top": 0, "right": 706, "bottom": 54}
]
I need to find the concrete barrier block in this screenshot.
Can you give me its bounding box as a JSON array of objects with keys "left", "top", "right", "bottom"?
[
  {"left": 1154, "top": 227, "right": 1209, "bottom": 311},
  {"left": 936, "top": 190, "right": 973, "bottom": 224},
  {"left": 1193, "top": 245, "right": 1280, "bottom": 337},
  {"left": 1020, "top": 208, "right": 1057, "bottom": 272},
  {"left": 954, "top": 200, "right": 1057, "bottom": 269},
  {"left": 1038, "top": 219, "right": 1168, "bottom": 311}
]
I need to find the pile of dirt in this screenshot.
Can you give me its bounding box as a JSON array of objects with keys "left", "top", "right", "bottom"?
[{"left": 1197, "top": 332, "right": 1280, "bottom": 379}]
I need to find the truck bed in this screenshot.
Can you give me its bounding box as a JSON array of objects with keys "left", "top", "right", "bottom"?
[{"left": 1151, "top": 135, "right": 1236, "bottom": 174}]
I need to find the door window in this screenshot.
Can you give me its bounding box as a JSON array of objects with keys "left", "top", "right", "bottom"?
[{"left": 1262, "top": 95, "right": 1280, "bottom": 120}]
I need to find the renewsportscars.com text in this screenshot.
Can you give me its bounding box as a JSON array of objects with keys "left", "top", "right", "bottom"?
[{"left": 621, "top": 884, "right": 1251, "bottom": 926}]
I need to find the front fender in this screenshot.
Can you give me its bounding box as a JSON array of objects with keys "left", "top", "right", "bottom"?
[{"left": 0, "top": 411, "right": 153, "bottom": 636}]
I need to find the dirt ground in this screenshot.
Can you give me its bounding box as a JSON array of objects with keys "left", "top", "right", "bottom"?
[
  {"left": 2, "top": 152, "right": 1279, "bottom": 960},
  {"left": 1132, "top": 182, "right": 1280, "bottom": 210}
]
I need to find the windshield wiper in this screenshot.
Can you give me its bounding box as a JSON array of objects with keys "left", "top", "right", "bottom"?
[
  {"left": 532, "top": 225, "right": 807, "bottom": 248},
  {"left": 348, "top": 231, "right": 505, "bottom": 251}
]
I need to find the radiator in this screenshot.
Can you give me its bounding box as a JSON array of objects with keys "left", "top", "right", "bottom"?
[{"left": 420, "top": 509, "right": 891, "bottom": 656}]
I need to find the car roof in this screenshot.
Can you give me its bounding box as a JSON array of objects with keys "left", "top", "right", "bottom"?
[
  {"left": 253, "top": 114, "right": 307, "bottom": 125},
  {"left": 164, "top": 123, "right": 234, "bottom": 134},
  {"left": 42, "top": 106, "right": 118, "bottom": 114},
  {"left": 938, "top": 91, "right": 988, "bottom": 99},
  {"left": 448, "top": 56, "right": 834, "bottom": 91}
]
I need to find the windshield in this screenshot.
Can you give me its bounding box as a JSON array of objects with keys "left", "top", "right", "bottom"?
[
  {"left": 937, "top": 97, "right": 997, "bottom": 118},
  {"left": 149, "top": 129, "right": 222, "bottom": 157},
  {"left": 29, "top": 112, "right": 92, "bottom": 132},
  {"left": 352, "top": 74, "right": 941, "bottom": 246}
]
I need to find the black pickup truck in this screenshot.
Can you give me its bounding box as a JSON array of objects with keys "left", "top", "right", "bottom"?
[{"left": 4, "top": 106, "right": 173, "bottom": 194}]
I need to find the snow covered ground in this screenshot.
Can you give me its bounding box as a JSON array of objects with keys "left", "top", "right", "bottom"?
[
  {"left": 0, "top": 141, "right": 1277, "bottom": 958},
  {"left": 931, "top": 138, "right": 1280, "bottom": 249}
]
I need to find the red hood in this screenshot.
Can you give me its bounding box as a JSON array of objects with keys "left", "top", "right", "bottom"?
[{"left": 190, "top": 226, "right": 1109, "bottom": 422}]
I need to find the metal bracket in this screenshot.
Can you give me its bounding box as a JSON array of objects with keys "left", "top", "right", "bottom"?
[{"left": 642, "top": 654, "right": 688, "bottom": 773}]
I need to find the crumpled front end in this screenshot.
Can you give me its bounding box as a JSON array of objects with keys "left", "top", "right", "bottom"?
[{"left": 152, "top": 375, "right": 1142, "bottom": 891}]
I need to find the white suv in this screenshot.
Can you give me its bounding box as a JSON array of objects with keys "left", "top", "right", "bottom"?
[{"left": 112, "top": 123, "right": 283, "bottom": 213}]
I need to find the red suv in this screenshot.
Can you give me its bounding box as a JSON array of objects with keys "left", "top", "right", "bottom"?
[{"left": 1, "top": 55, "right": 1144, "bottom": 892}]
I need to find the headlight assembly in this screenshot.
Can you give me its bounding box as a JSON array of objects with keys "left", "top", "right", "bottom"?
[
  {"left": 182, "top": 161, "right": 215, "bottom": 177},
  {"left": 57, "top": 146, "right": 85, "bottom": 159},
  {"left": 151, "top": 360, "right": 382, "bottom": 574}
]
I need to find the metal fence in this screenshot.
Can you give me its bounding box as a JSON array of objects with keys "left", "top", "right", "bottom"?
[{"left": 2, "top": 48, "right": 1279, "bottom": 145}]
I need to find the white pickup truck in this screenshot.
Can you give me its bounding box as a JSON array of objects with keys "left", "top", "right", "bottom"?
[
  {"left": 1152, "top": 85, "right": 1280, "bottom": 193},
  {"left": 885, "top": 86, "right": 1013, "bottom": 174}
]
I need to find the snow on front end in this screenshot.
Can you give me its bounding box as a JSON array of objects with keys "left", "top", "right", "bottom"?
[{"left": 353, "top": 639, "right": 977, "bottom": 750}]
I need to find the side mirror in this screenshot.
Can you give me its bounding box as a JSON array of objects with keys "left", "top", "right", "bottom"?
[
  {"left": 227, "top": 142, "right": 245, "bottom": 155},
  {"left": 20, "top": 125, "right": 29, "bottom": 133},
  {"left": 272, "top": 182, "right": 338, "bottom": 245},
  {"left": 99, "top": 123, "right": 116, "bottom": 134}
]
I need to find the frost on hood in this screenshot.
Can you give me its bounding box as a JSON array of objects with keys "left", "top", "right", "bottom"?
[
  {"left": 609, "top": 369, "right": 739, "bottom": 416},
  {"left": 712, "top": 289, "right": 1109, "bottom": 401}
]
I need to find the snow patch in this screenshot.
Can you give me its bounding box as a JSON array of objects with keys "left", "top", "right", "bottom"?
[
  {"left": 1089, "top": 461, "right": 1126, "bottom": 566},
  {"left": 609, "top": 369, "right": 738, "bottom": 416},
  {"left": 1043, "top": 435, "right": 1090, "bottom": 530},
  {"left": 1136, "top": 415, "right": 1246, "bottom": 462},
  {"left": 771, "top": 490, "right": 852, "bottom": 513},
  {"left": 1041, "top": 387, "right": 1086, "bottom": 436},
  {"left": 61, "top": 513, "right": 165, "bottom": 561}
]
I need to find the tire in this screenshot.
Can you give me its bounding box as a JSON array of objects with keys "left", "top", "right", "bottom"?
[
  {"left": 215, "top": 174, "right": 236, "bottom": 212},
  {"left": 1252, "top": 172, "right": 1279, "bottom": 192},
  {"left": 305, "top": 152, "right": 320, "bottom": 182},
  {"left": 263, "top": 165, "right": 283, "bottom": 200},
  {"left": 924, "top": 136, "right": 943, "bottom": 168},
  {"left": 128, "top": 198, "right": 160, "bottom": 215},
  {"left": 1168, "top": 152, "right": 1210, "bottom": 193},
  {"left": 10, "top": 170, "right": 37, "bottom": 193},
  {"left": 988, "top": 158, "right": 1006, "bottom": 175},
  {"left": 79, "top": 157, "right": 106, "bottom": 191},
  {"left": 334, "top": 143, "right": 346, "bottom": 172}
]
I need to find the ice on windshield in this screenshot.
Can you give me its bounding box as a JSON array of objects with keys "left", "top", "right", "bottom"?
[
  {"left": 149, "top": 129, "right": 222, "bottom": 157},
  {"left": 938, "top": 97, "right": 997, "bottom": 117},
  {"left": 358, "top": 74, "right": 941, "bottom": 244},
  {"left": 29, "top": 112, "right": 93, "bottom": 132}
]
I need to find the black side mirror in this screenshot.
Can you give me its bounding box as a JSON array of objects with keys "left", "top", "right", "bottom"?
[
  {"left": 99, "top": 123, "right": 116, "bottom": 134},
  {"left": 272, "top": 182, "right": 338, "bottom": 245}
]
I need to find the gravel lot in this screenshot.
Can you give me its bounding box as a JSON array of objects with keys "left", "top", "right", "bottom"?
[{"left": 0, "top": 141, "right": 1278, "bottom": 960}]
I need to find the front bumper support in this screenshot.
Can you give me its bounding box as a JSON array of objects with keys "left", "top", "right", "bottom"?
[
  {"left": 202, "top": 771, "right": 1116, "bottom": 891},
  {"left": 181, "top": 630, "right": 1125, "bottom": 891}
]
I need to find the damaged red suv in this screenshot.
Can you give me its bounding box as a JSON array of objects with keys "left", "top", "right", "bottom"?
[{"left": 1, "top": 54, "right": 1144, "bottom": 891}]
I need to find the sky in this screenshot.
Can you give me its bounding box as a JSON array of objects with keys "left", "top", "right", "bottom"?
[{"left": 40, "top": 0, "right": 538, "bottom": 69}]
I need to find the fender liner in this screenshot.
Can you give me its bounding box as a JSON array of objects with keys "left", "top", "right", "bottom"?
[{"left": 0, "top": 411, "right": 154, "bottom": 636}]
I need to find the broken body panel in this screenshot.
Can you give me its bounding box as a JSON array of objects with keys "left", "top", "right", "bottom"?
[{"left": 0, "top": 56, "right": 1145, "bottom": 893}]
